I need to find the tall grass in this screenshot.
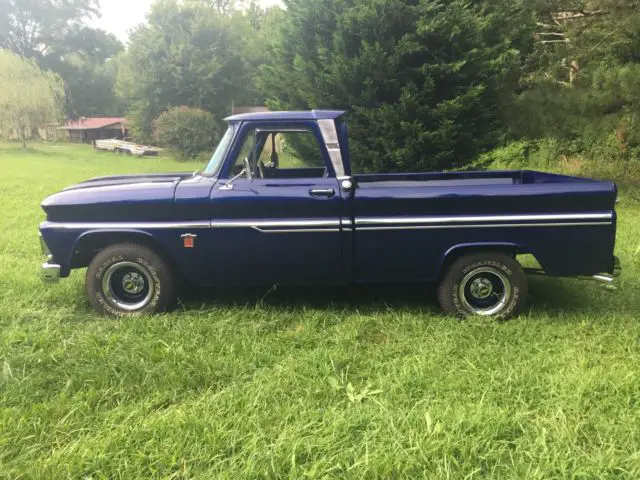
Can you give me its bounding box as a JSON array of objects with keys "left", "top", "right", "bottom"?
[{"left": 0, "top": 142, "right": 639, "bottom": 479}]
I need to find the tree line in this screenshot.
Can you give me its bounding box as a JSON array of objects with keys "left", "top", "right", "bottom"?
[{"left": 1, "top": 0, "right": 638, "bottom": 175}]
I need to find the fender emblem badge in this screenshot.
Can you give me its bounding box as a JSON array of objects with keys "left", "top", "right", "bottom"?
[{"left": 181, "top": 234, "right": 197, "bottom": 249}]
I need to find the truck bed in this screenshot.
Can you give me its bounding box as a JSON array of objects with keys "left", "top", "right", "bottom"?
[
  {"left": 352, "top": 170, "right": 617, "bottom": 216},
  {"left": 350, "top": 169, "right": 617, "bottom": 279},
  {"left": 353, "top": 170, "right": 595, "bottom": 186}
]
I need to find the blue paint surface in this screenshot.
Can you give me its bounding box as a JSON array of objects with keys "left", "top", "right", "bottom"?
[{"left": 39, "top": 112, "right": 618, "bottom": 286}]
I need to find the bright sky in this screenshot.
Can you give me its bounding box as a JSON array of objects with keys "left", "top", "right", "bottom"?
[{"left": 89, "top": 0, "right": 283, "bottom": 42}]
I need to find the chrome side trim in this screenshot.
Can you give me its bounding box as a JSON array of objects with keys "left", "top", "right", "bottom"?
[
  {"left": 43, "top": 219, "right": 342, "bottom": 232},
  {"left": 251, "top": 227, "right": 340, "bottom": 234},
  {"left": 211, "top": 219, "right": 340, "bottom": 229},
  {"left": 41, "top": 213, "right": 612, "bottom": 233},
  {"left": 358, "top": 222, "right": 612, "bottom": 231},
  {"left": 355, "top": 213, "right": 613, "bottom": 226},
  {"left": 43, "top": 221, "right": 211, "bottom": 230}
]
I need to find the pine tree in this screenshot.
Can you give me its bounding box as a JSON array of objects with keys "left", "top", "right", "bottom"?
[{"left": 259, "top": 0, "right": 532, "bottom": 172}]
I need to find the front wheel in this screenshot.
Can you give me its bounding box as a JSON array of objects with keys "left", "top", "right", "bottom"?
[
  {"left": 437, "top": 252, "right": 528, "bottom": 320},
  {"left": 86, "top": 243, "right": 176, "bottom": 316}
]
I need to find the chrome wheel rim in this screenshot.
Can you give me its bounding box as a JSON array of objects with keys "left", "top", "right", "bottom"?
[
  {"left": 459, "top": 267, "right": 511, "bottom": 316},
  {"left": 102, "top": 261, "right": 154, "bottom": 312}
]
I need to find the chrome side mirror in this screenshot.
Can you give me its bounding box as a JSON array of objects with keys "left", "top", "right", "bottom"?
[{"left": 220, "top": 162, "right": 251, "bottom": 191}]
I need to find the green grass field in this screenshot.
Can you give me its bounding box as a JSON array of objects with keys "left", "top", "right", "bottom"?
[{"left": 1, "top": 142, "right": 639, "bottom": 479}]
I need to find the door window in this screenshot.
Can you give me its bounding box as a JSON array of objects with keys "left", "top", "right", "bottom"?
[{"left": 230, "top": 129, "right": 329, "bottom": 179}]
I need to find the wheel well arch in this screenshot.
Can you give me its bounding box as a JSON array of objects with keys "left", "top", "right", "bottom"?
[
  {"left": 437, "top": 243, "right": 537, "bottom": 281},
  {"left": 70, "top": 230, "right": 178, "bottom": 273}
]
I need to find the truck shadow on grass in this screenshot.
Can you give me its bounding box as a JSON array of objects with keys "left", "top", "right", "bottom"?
[
  {"left": 174, "top": 276, "right": 627, "bottom": 318},
  {"left": 177, "top": 283, "right": 441, "bottom": 315}
]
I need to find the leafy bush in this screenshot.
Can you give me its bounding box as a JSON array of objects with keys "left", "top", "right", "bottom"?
[
  {"left": 472, "top": 141, "right": 532, "bottom": 170},
  {"left": 153, "top": 107, "right": 219, "bottom": 160},
  {"left": 475, "top": 138, "right": 640, "bottom": 188}
]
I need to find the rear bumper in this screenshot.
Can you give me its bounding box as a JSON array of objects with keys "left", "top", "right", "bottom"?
[
  {"left": 525, "top": 255, "right": 621, "bottom": 288},
  {"left": 584, "top": 256, "right": 621, "bottom": 288}
]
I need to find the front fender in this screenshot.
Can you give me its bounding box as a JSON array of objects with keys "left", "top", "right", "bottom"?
[
  {"left": 39, "top": 223, "right": 187, "bottom": 278},
  {"left": 71, "top": 229, "right": 162, "bottom": 266}
]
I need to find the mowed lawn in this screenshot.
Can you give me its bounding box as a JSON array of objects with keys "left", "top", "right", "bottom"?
[{"left": 1, "top": 142, "right": 639, "bottom": 479}]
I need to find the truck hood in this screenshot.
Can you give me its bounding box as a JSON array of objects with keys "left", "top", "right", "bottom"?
[
  {"left": 42, "top": 172, "right": 196, "bottom": 222},
  {"left": 62, "top": 172, "right": 195, "bottom": 192}
]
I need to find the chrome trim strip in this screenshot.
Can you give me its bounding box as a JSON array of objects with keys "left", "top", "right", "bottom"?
[
  {"left": 355, "top": 213, "right": 613, "bottom": 226},
  {"left": 43, "top": 221, "right": 211, "bottom": 230},
  {"left": 43, "top": 219, "right": 342, "bottom": 231},
  {"left": 42, "top": 214, "right": 610, "bottom": 233},
  {"left": 251, "top": 227, "right": 340, "bottom": 234},
  {"left": 358, "top": 222, "right": 612, "bottom": 231},
  {"left": 212, "top": 219, "right": 340, "bottom": 229}
]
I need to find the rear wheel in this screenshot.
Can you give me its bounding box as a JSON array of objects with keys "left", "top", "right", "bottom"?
[
  {"left": 437, "top": 252, "right": 528, "bottom": 320},
  {"left": 86, "top": 243, "right": 176, "bottom": 316}
]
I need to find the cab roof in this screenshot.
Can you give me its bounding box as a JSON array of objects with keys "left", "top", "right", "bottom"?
[{"left": 225, "top": 109, "right": 347, "bottom": 122}]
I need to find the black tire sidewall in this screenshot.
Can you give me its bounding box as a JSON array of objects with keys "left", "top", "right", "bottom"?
[
  {"left": 86, "top": 244, "right": 174, "bottom": 316},
  {"left": 439, "top": 253, "right": 527, "bottom": 319}
]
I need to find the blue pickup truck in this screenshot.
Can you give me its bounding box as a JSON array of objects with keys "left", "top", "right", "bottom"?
[{"left": 39, "top": 110, "right": 620, "bottom": 318}]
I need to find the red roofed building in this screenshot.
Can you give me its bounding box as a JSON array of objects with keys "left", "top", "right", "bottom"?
[{"left": 60, "top": 117, "right": 127, "bottom": 143}]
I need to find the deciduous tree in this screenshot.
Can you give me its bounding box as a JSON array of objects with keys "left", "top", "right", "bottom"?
[
  {"left": 0, "top": 50, "right": 64, "bottom": 147},
  {"left": 0, "top": 0, "right": 98, "bottom": 59},
  {"left": 116, "top": 0, "right": 258, "bottom": 141}
]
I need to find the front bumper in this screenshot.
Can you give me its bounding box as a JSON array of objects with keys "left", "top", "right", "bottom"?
[
  {"left": 39, "top": 233, "right": 61, "bottom": 284},
  {"left": 41, "top": 262, "right": 61, "bottom": 283}
]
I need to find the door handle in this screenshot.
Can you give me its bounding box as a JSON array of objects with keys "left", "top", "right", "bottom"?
[{"left": 309, "top": 188, "right": 335, "bottom": 198}]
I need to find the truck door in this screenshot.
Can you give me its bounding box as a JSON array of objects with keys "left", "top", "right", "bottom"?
[{"left": 208, "top": 124, "right": 346, "bottom": 286}]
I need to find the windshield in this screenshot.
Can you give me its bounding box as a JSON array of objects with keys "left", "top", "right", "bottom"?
[{"left": 203, "top": 125, "right": 235, "bottom": 176}]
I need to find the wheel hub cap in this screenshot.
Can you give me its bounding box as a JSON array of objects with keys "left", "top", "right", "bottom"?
[
  {"left": 122, "top": 272, "right": 145, "bottom": 294},
  {"left": 470, "top": 277, "right": 493, "bottom": 299},
  {"left": 102, "top": 261, "right": 155, "bottom": 312},
  {"left": 458, "top": 267, "right": 512, "bottom": 316}
]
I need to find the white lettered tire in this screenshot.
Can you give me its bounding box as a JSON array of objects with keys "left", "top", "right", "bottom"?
[
  {"left": 437, "top": 252, "right": 528, "bottom": 320},
  {"left": 86, "top": 243, "right": 176, "bottom": 316}
]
